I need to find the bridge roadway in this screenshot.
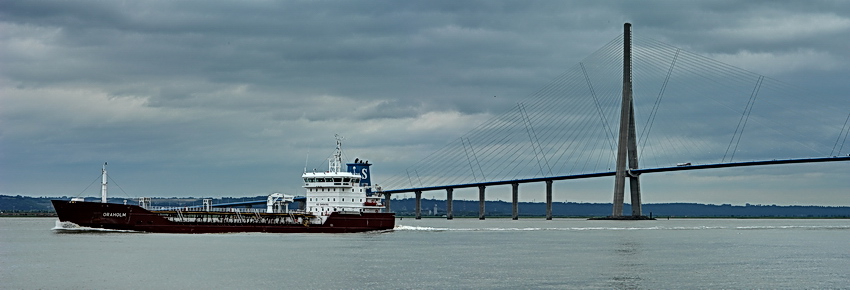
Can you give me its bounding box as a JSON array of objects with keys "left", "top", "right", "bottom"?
[{"left": 379, "top": 156, "right": 850, "bottom": 220}]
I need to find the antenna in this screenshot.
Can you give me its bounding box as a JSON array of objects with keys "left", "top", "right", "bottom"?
[{"left": 304, "top": 150, "right": 309, "bottom": 173}]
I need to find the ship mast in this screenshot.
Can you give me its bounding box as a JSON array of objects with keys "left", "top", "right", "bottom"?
[
  {"left": 329, "top": 134, "right": 343, "bottom": 173},
  {"left": 101, "top": 162, "right": 108, "bottom": 203}
]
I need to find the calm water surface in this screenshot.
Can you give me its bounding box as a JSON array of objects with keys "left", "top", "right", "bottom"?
[{"left": 2, "top": 217, "right": 848, "bottom": 289}]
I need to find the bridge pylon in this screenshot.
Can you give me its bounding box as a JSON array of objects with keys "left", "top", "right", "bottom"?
[{"left": 593, "top": 23, "right": 654, "bottom": 220}]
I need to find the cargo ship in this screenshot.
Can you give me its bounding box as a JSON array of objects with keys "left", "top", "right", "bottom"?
[{"left": 51, "top": 137, "right": 395, "bottom": 233}]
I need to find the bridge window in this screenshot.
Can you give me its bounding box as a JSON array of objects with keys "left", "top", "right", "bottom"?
[
  {"left": 343, "top": 177, "right": 350, "bottom": 182},
  {"left": 334, "top": 178, "right": 342, "bottom": 182}
]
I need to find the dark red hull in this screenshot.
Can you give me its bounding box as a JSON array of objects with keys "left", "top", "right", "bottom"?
[{"left": 51, "top": 200, "right": 395, "bottom": 233}]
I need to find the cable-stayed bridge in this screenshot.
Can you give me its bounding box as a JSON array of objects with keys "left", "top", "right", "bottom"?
[{"left": 376, "top": 24, "right": 850, "bottom": 220}]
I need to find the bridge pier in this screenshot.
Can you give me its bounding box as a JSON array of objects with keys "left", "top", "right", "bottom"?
[
  {"left": 478, "top": 185, "right": 486, "bottom": 220},
  {"left": 545, "top": 180, "right": 553, "bottom": 220},
  {"left": 446, "top": 188, "right": 454, "bottom": 220},
  {"left": 414, "top": 190, "right": 422, "bottom": 220},
  {"left": 384, "top": 193, "right": 391, "bottom": 212},
  {"left": 511, "top": 183, "right": 519, "bottom": 220}
]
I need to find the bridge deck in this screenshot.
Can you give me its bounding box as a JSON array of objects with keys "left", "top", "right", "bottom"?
[{"left": 381, "top": 156, "right": 850, "bottom": 194}]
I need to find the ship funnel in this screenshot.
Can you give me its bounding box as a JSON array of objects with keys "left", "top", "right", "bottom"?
[{"left": 346, "top": 160, "right": 373, "bottom": 193}]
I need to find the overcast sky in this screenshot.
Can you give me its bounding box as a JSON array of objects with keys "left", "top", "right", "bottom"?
[{"left": 2, "top": 0, "right": 849, "bottom": 205}]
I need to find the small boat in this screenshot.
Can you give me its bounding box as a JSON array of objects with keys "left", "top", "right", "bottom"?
[{"left": 51, "top": 136, "right": 395, "bottom": 233}]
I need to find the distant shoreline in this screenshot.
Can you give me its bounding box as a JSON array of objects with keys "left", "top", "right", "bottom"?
[
  {"left": 4, "top": 195, "right": 849, "bottom": 218},
  {"left": 3, "top": 213, "right": 848, "bottom": 219},
  {"left": 0, "top": 212, "right": 57, "bottom": 217},
  {"left": 394, "top": 215, "right": 850, "bottom": 219}
]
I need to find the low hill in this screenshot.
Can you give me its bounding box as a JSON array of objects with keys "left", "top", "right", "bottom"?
[{"left": 389, "top": 198, "right": 850, "bottom": 218}]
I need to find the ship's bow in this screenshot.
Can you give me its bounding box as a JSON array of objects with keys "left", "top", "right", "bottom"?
[{"left": 51, "top": 200, "right": 134, "bottom": 230}]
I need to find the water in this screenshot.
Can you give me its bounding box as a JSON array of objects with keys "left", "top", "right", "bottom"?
[{"left": 2, "top": 218, "right": 848, "bottom": 289}]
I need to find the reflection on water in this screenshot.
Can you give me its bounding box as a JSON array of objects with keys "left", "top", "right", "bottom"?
[{"left": 610, "top": 236, "right": 645, "bottom": 289}]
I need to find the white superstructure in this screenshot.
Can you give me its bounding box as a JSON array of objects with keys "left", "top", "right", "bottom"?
[{"left": 303, "top": 135, "right": 385, "bottom": 223}]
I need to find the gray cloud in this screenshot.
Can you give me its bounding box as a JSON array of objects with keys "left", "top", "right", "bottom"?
[{"left": 1, "top": 0, "right": 848, "bottom": 205}]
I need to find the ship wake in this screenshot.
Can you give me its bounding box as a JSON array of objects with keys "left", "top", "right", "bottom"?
[
  {"left": 393, "top": 224, "right": 850, "bottom": 232},
  {"left": 52, "top": 220, "right": 139, "bottom": 233}
]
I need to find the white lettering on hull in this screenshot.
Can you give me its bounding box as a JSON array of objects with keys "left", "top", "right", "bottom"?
[{"left": 103, "top": 212, "right": 127, "bottom": 218}]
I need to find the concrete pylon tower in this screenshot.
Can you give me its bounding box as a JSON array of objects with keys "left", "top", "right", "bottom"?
[{"left": 605, "top": 23, "right": 652, "bottom": 220}]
